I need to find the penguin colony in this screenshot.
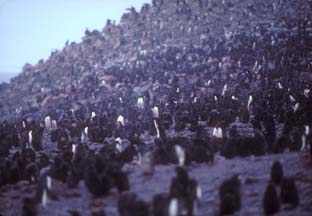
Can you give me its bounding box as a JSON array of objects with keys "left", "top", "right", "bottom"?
[{"left": 0, "top": 0, "right": 312, "bottom": 215}]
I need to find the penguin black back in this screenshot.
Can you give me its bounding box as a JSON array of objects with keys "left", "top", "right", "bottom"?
[
  {"left": 270, "top": 161, "right": 283, "bottom": 185},
  {"left": 280, "top": 178, "right": 299, "bottom": 207},
  {"left": 262, "top": 183, "right": 280, "bottom": 215},
  {"left": 219, "top": 175, "right": 241, "bottom": 214}
]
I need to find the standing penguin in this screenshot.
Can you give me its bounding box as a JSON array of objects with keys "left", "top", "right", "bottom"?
[
  {"left": 280, "top": 178, "right": 299, "bottom": 208},
  {"left": 262, "top": 183, "right": 280, "bottom": 215},
  {"left": 270, "top": 161, "right": 283, "bottom": 185},
  {"left": 219, "top": 175, "right": 241, "bottom": 215}
]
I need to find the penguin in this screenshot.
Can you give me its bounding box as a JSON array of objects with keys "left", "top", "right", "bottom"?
[
  {"left": 34, "top": 175, "right": 58, "bottom": 208},
  {"left": 27, "top": 130, "right": 33, "bottom": 149},
  {"left": 274, "top": 133, "right": 291, "bottom": 153},
  {"left": 137, "top": 97, "right": 145, "bottom": 109},
  {"left": 84, "top": 165, "right": 112, "bottom": 196},
  {"left": 81, "top": 126, "right": 89, "bottom": 144},
  {"left": 262, "top": 183, "right": 280, "bottom": 215},
  {"left": 152, "top": 106, "right": 160, "bottom": 119},
  {"left": 66, "top": 167, "right": 80, "bottom": 189},
  {"left": 31, "top": 125, "right": 44, "bottom": 150},
  {"left": 22, "top": 147, "right": 36, "bottom": 163},
  {"left": 44, "top": 116, "right": 52, "bottom": 130},
  {"left": 247, "top": 95, "right": 253, "bottom": 112},
  {"left": 117, "top": 115, "right": 124, "bottom": 127},
  {"left": 219, "top": 175, "right": 241, "bottom": 215},
  {"left": 169, "top": 167, "right": 200, "bottom": 215},
  {"left": 220, "top": 193, "right": 239, "bottom": 215},
  {"left": 174, "top": 145, "right": 186, "bottom": 166},
  {"left": 68, "top": 210, "right": 81, "bottom": 216},
  {"left": 118, "top": 193, "right": 150, "bottom": 216},
  {"left": 304, "top": 88, "right": 310, "bottom": 98},
  {"left": 49, "top": 157, "right": 69, "bottom": 183},
  {"left": 290, "top": 128, "right": 303, "bottom": 151},
  {"left": 51, "top": 128, "right": 58, "bottom": 143},
  {"left": 222, "top": 84, "right": 228, "bottom": 96},
  {"left": 22, "top": 197, "right": 38, "bottom": 216},
  {"left": 161, "top": 112, "right": 173, "bottom": 130},
  {"left": 153, "top": 118, "right": 161, "bottom": 138},
  {"left": 152, "top": 193, "right": 176, "bottom": 216},
  {"left": 207, "top": 109, "right": 221, "bottom": 127},
  {"left": 25, "top": 162, "right": 40, "bottom": 184},
  {"left": 51, "top": 120, "right": 57, "bottom": 129},
  {"left": 39, "top": 153, "right": 50, "bottom": 169},
  {"left": 113, "top": 170, "right": 130, "bottom": 193},
  {"left": 141, "top": 152, "right": 154, "bottom": 176},
  {"left": 91, "top": 111, "right": 96, "bottom": 121},
  {"left": 280, "top": 178, "right": 299, "bottom": 208},
  {"left": 221, "top": 126, "right": 240, "bottom": 159},
  {"left": 299, "top": 125, "right": 310, "bottom": 152},
  {"left": 252, "top": 129, "right": 267, "bottom": 156},
  {"left": 191, "top": 138, "right": 214, "bottom": 163},
  {"left": 211, "top": 125, "right": 223, "bottom": 153},
  {"left": 91, "top": 210, "right": 107, "bottom": 216},
  {"left": 115, "top": 137, "right": 123, "bottom": 153},
  {"left": 270, "top": 161, "right": 283, "bottom": 185},
  {"left": 239, "top": 107, "right": 250, "bottom": 123},
  {"left": 8, "top": 159, "right": 22, "bottom": 185}
]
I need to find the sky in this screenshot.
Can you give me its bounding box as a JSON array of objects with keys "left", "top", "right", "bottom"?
[{"left": 0, "top": 0, "right": 151, "bottom": 80}]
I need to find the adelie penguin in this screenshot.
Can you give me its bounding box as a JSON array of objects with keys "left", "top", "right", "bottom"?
[
  {"left": 262, "top": 183, "right": 280, "bottom": 215},
  {"left": 34, "top": 175, "right": 58, "bottom": 208},
  {"left": 84, "top": 164, "right": 112, "bottom": 197},
  {"left": 141, "top": 151, "right": 154, "bottom": 176},
  {"left": 152, "top": 193, "right": 178, "bottom": 216},
  {"left": 191, "top": 138, "right": 214, "bottom": 163},
  {"left": 118, "top": 193, "right": 149, "bottom": 216},
  {"left": 39, "top": 152, "right": 50, "bottom": 169},
  {"left": 49, "top": 156, "right": 69, "bottom": 183},
  {"left": 112, "top": 170, "right": 130, "bottom": 193},
  {"left": 66, "top": 166, "right": 80, "bottom": 189},
  {"left": 25, "top": 162, "right": 40, "bottom": 184},
  {"left": 280, "top": 178, "right": 299, "bottom": 208},
  {"left": 219, "top": 175, "right": 241, "bottom": 215},
  {"left": 22, "top": 197, "right": 38, "bottom": 216},
  {"left": 252, "top": 128, "right": 267, "bottom": 156},
  {"left": 270, "top": 161, "right": 283, "bottom": 185},
  {"left": 221, "top": 126, "right": 239, "bottom": 159},
  {"left": 169, "top": 167, "right": 202, "bottom": 216}
]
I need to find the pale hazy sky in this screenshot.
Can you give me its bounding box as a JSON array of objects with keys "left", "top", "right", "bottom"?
[{"left": 0, "top": 0, "right": 151, "bottom": 75}]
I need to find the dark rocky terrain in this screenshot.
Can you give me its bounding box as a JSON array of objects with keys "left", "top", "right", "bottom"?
[{"left": 0, "top": 0, "right": 312, "bottom": 215}]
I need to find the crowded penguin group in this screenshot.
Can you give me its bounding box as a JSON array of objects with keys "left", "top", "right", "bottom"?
[
  {"left": 0, "top": 0, "right": 311, "bottom": 215},
  {"left": 263, "top": 161, "right": 300, "bottom": 215}
]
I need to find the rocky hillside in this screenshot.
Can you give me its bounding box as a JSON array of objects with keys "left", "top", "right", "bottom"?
[{"left": 0, "top": 0, "right": 311, "bottom": 121}]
